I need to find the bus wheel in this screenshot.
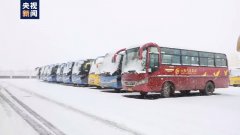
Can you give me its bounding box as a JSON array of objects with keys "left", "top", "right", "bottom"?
[
  {"left": 140, "top": 92, "right": 148, "bottom": 98},
  {"left": 97, "top": 86, "right": 102, "bottom": 89},
  {"left": 200, "top": 82, "right": 215, "bottom": 95},
  {"left": 180, "top": 90, "right": 191, "bottom": 95},
  {"left": 161, "top": 82, "right": 174, "bottom": 98},
  {"left": 114, "top": 88, "right": 121, "bottom": 93}
]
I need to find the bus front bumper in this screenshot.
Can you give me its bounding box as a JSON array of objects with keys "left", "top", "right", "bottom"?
[
  {"left": 122, "top": 79, "right": 151, "bottom": 92},
  {"left": 72, "top": 75, "right": 88, "bottom": 85},
  {"left": 100, "top": 75, "right": 122, "bottom": 89}
]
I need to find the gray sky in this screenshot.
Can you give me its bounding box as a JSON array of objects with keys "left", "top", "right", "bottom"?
[{"left": 1, "top": 0, "right": 240, "bottom": 70}]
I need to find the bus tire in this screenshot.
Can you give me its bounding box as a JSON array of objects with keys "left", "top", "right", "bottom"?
[
  {"left": 200, "top": 81, "right": 215, "bottom": 95},
  {"left": 114, "top": 88, "right": 121, "bottom": 93},
  {"left": 140, "top": 92, "right": 148, "bottom": 98},
  {"left": 180, "top": 90, "right": 191, "bottom": 95},
  {"left": 97, "top": 86, "right": 102, "bottom": 89},
  {"left": 161, "top": 82, "right": 174, "bottom": 98}
]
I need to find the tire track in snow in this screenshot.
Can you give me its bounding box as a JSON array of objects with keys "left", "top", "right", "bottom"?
[
  {"left": 0, "top": 93, "right": 12, "bottom": 116},
  {"left": 0, "top": 89, "right": 53, "bottom": 135},
  {"left": 6, "top": 83, "right": 143, "bottom": 135},
  {"left": 3, "top": 88, "right": 66, "bottom": 135}
]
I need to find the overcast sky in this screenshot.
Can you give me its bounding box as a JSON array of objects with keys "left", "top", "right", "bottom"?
[{"left": 0, "top": 0, "right": 239, "bottom": 70}]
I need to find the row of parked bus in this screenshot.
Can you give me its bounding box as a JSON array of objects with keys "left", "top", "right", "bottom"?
[
  {"left": 36, "top": 42, "right": 229, "bottom": 98},
  {"left": 36, "top": 49, "right": 125, "bottom": 92}
]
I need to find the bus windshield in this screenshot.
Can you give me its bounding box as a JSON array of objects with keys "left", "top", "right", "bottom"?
[
  {"left": 56, "top": 66, "right": 61, "bottom": 75},
  {"left": 89, "top": 57, "right": 104, "bottom": 74},
  {"left": 122, "top": 47, "right": 145, "bottom": 73},
  {"left": 100, "top": 53, "right": 122, "bottom": 75},
  {"left": 51, "top": 65, "right": 58, "bottom": 75},
  {"left": 72, "top": 61, "right": 84, "bottom": 75},
  {"left": 41, "top": 67, "right": 46, "bottom": 75},
  {"left": 80, "top": 60, "right": 92, "bottom": 75},
  {"left": 56, "top": 64, "right": 64, "bottom": 75},
  {"left": 47, "top": 65, "right": 54, "bottom": 75},
  {"left": 63, "top": 62, "right": 73, "bottom": 74}
]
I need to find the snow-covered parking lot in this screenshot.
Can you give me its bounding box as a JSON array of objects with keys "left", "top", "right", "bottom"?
[{"left": 0, "top": 79, "right": 240, "bottom": 135}]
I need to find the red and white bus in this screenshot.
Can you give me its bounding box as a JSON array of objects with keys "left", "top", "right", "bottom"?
[{"left": 121, "top": 42, "right": 229, "bottom": 97}]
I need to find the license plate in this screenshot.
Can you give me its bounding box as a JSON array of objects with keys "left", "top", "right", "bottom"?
[{"left": 128, "top": 88, "right": 133, "bottom": 91}]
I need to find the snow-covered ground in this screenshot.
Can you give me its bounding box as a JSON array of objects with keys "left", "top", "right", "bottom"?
[{"left": 0, "top": 79, "right": 240, "bottom": 135}]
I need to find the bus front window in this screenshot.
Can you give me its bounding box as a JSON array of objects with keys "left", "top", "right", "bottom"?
[
  {"left": 89, "top": 57, "right": 104, "bottom": 74},
  {"left": 63, "top": 63, "right": 73, "bottom": 75},
  {"left": 72, "top": 61, "right": 83, "bottom": 75},
  {"left": 56, "top": 66, "right": 61, "bottom": 75},
  {"left": 81, "top": 62, "right": 91, "bottom": 74},
  {"left": 122, "top": 47, "right": 146, "bottom": 73}
]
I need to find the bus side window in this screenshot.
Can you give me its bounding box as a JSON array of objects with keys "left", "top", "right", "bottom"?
[
  {"left": 215, "top": 53, "right": 227, "bottom": 67},
  {"left": 161, "top": 47, "right": 181, "bottom": 65},
  {"left": 216, "top": 58, "right": 227, "bottom": 67},
  {"left": 162, "top": 54, "right": 171, "bottom": 64}
]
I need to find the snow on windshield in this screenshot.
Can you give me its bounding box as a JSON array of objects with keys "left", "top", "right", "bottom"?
[
  {"left": 100, "top": 53, "right": 121, "bottom": 75},
  {"left": 50, "top": 65, "right": 59, "bottom": 75},
  {"left": 47, "top": 65, "right": 55, "bottom": 75},
  {"left": 56, "top": 66, "right": 61, "bottom": 75},
  {"left": 56, "top": 64, "right": 65, "bottom": 75},
  {"left": 122, "top": 47, "right": 145, "bottom": 73},
  {"left": 34, "top": 68, "right": 40, "bottom": 76},
  {"left": 72, "top": 61, "right": 84, "bottom": 74},
  {"left": 40, "top": 67, "right": 46, "bottom": 75},
  {"left": 45, "top": 66, "right": 51, "bottom": 75},
  {"left": 63, "top": 62, "right": 73, "bottom": 74},
  {"left": 89, "top": 57, "right": 104, "bottom": 74}
]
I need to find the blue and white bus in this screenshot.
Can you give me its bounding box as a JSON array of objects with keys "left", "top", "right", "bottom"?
[
  {"left": 99, "top": 49, "right": 125, "bottom": 92},
  {"left": 46, "top": 64, "right": 59, "bottom": 82},
  {"left": 72, "top": 59, "right": 93, "bottom": 86},
  {"left": 62, "top": 62, "right": 74, "bottom": 84},
  {"left": 56, "top": 63, "right": 66, "bottom": 83}
]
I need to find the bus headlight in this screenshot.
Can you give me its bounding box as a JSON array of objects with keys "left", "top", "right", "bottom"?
[{"left": 136, "top": 78, "right": 148, "bottom": 85}]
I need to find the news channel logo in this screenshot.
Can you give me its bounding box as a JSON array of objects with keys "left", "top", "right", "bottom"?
[{"left": 20, "top": 0, "right": 39, "bottom": 19}]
